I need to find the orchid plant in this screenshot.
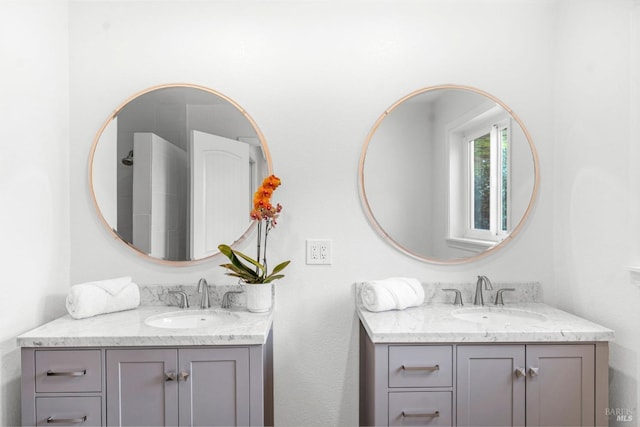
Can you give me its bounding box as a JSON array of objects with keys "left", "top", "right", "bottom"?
[{"left": 218, "top": 175, "right": 290, "bottom": 284}]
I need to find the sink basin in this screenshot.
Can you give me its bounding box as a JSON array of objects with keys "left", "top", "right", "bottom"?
[
  {"left": 452, "top": 307, "right": 547, "bottom": 327},
  {"left": 144, "top": 310, "right": 232, "bottom": 329}
]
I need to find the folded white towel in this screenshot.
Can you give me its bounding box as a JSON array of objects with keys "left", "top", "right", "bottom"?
[
  {"left": 66, "top": 277, "right": 140, "bottom": 319},
  {"left": 361, "top": 277, "right": 425, "bottom": 312},
  {"left": 79, "top": 276, "right": 133, "bottom": 295}
]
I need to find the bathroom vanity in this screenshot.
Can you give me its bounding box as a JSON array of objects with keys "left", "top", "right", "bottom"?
[
  {"left": 18, "top": 306, "right": 273, "bottom": 427},
  {"left": 358, "top": 290, "right": 613, "bottom": 427}
]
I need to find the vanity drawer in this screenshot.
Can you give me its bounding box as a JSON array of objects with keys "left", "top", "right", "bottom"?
[
  {"left": 388, "top": 391, "right": 452, "bottom": 426},
  {"left": 35, "top": 350, "right": 102, "bottom": 393},
  {"left": 389, "top": 345, "right": 452, "bottom": 388},
  {"left": 36, "top": 396, "right": 101, "bottom": 426}
]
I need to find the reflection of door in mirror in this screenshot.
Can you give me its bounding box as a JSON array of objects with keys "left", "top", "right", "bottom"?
[
  {"left": 90, "top": 84, "right": 272, "bottom": 264},
  {"left": 132, "top": 133, "right": 188, "bottom": 260},
  {"left": 190, "top": 130, "right": 250, "bottom": 260}
]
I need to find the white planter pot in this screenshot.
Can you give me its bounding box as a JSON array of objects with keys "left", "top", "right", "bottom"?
[{"left": 244, "top": 283, "right": 272, "bottom": 313}]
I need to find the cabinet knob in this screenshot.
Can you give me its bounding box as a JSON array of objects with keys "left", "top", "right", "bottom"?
[
  {"left": 178, "top": 370, "right": 190, "bottom": 381},
  {"left": 514, "top": 368, "right": 526, "bottom": 378},
  {"left": 164, "top": 371, "right": 177, "bottom": 381},
  {"left": 528, "top": 367, "right": 539, "bottom": 377}
]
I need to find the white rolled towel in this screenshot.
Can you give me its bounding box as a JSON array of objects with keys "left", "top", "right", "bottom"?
[
  {"left": 361, "top": 277, "right": 425, "bottom": 312},
  {"left": 66, "top": 276, "right": 140, "bottom": 319}
]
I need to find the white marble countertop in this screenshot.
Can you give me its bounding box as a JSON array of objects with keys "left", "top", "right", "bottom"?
[
  {"left": 357, "top": 302, "right": 614, "bottom": 343},
  {"left": 17, "top": 306, "right": 273, "bottom": 347}
]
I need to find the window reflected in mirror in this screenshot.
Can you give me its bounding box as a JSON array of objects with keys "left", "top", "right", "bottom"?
[{"left": 359, "top": 85, "right": 539, "bottom": 264}]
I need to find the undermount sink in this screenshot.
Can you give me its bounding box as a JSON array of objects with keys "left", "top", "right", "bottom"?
[
  {"left": 144, "top": 310, "right": 233, "bottom": 329},
  {"left": 452, "top": 307, "right": 547, "bottom": 327}
]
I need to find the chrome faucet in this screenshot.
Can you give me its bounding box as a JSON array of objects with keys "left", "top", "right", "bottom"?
[
  {"left": 197, "top": 278, "right": 211, "bottom": 309},
  {"left": 473, "top": 275, "right": 493, "bottom": 305}
]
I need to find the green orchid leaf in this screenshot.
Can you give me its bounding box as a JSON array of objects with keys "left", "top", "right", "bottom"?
[
  {"left": 223, "top": 272, "right": 251, "bottom": 280},
  {"left": 219, "top": 244, "right": 289, "bottom": 285},
  {"left": 219, "top": 263, "right": 259, "bottom": 281},
  {"left": 232, "top": 248, "right": 266, "bottom": 275},
  {"left": 263, "top": 274, "right": 285, "bottom": 283},
  {"left": 218, "top": 244, "right": 258, "bottom": 277},
  {"left": 270, "top": 260, "right": 290, "bottom": 275}
]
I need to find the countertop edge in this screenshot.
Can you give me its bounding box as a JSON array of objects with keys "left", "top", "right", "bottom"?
[
  {"left": 16, "top": 306, "right": 274, "bottom": 348},
  {"left": 16, "top": 335, "right": 270, "bottom": 347},
  {"left": 364, "top": 331, "right": 616, "bottom": 344},
  {"left": 357, "top": 302, "right": 615, "bottom": 344}
]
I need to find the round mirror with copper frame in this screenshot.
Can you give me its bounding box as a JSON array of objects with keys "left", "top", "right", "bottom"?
[
  {"left": 358, "top": 84, "right": 539, "bottom": 264},
  {"left": 89, "top": 83, "right": 272, "bottom": 266}
]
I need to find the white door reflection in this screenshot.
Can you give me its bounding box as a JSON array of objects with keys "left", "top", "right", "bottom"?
[
  {"left": 190, "top": 130, "right": 250, "bottom": 260},
  {"left": 89, "top": 84, "right": 271, "bottom": 263}
]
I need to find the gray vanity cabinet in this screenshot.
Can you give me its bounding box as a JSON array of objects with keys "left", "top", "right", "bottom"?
[
  {"left": 106, "top": 347, "right": 250, "bottom": 426},
  {"left": 359, "top": 324, "right": 608, "bottom": 427},
  {"left": 21, "top": 335, "right": 273, "bottom": 427}
]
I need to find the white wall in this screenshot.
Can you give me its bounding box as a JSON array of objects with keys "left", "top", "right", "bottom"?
[
  {"left": 68, "top": 1, "right": 555, "bottom": 425},
  {"left": 0, "top": 1, "right": 69, "bottom": 425},
  {"left": 551, "top": 0, "right": 640, "bottom": 421}
]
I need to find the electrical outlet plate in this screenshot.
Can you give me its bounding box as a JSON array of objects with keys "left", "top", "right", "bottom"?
[{"left": 306, "top": 239, "right": 332, "bottom": 265}]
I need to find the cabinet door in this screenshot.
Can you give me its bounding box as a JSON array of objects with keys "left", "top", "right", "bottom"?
[
  {"left": 526, "top": 345, "right": 595, "bottom": 426},
  {"left": 178, "top": 348, "right": 250, "bottom": 427},
  {"left": 106, "top": 349, "right": 178, "bottom": 426},
  {"left": 456, "top": 345, "right": 525, "bottom": 427}
]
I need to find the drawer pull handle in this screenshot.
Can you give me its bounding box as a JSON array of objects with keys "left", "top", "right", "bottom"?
[
  {"left": 46, "top": 415, "right": 87, "bottom": 424},
  {"left": 401, "top": 364, "right": 440, "bottom": 372},
  {"left": 402, "top": 410, "right": 440, "bottom": 418},
  {"left": 46, "top": 370, "right": 87, "bottom": 377}
]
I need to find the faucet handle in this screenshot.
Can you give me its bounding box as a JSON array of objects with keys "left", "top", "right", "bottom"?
[
  {"left": 442, "top": 289, "right": 464, "bottom": 306},
  {"left": 221, "top": 290, "right": 244, "bottom": 309},
  {"left": 494, "top": 288, "right": 516, "bottom": 305},
  {"left": 168, "top": 290, "right": 189, "bottom": 308}
]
